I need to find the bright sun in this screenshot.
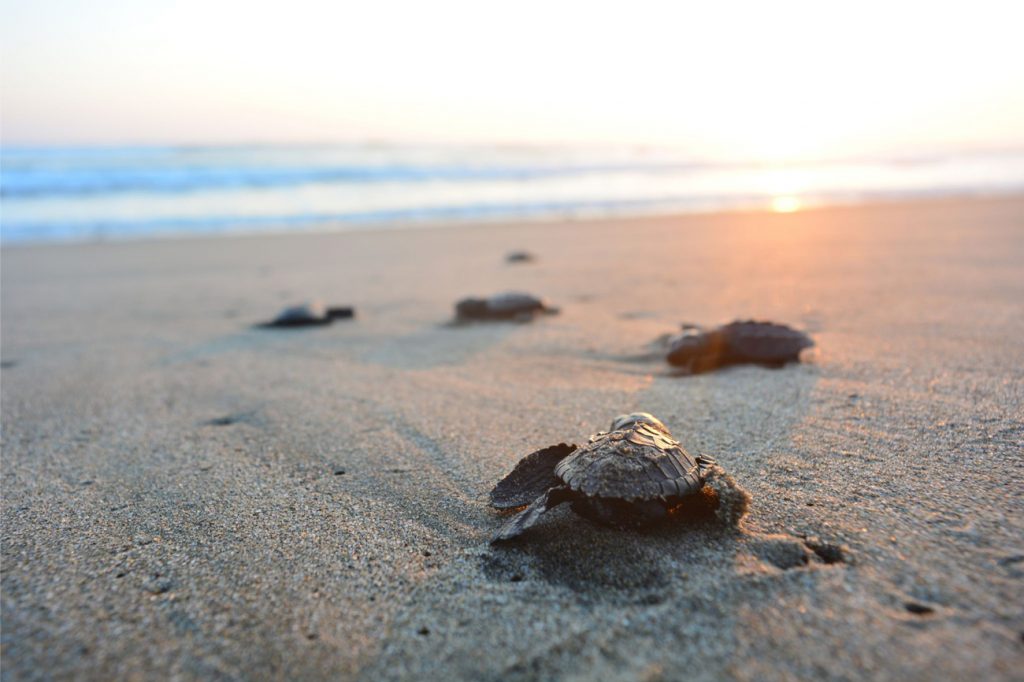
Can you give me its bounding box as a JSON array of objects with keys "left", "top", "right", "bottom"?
[{"left": 771, "top": 196, "right": 803, "bottom": 213}]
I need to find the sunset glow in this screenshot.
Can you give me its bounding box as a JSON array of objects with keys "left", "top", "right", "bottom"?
[
  {"left": 771, "top": 196, "right": 803, "bottom": 213},
  {"left": 2, "top": 0, "right": 1022, "bottom": 160}
]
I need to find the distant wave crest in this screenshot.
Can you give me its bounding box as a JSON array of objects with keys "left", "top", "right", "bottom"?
[
  {"left": 1, "top": 165, "right": 560, "bottom": 197},
  {"left": 3, "top": 144, "right": 1022, "bottom": 243},
  {"left": 1, "top": 149, "right": 698, "bottom": 198}
]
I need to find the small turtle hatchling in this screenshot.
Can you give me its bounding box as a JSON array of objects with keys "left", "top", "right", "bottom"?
[
  {"left": 666, "top": 320, "right": 813, "bottom": 372},
  {"left": 505, "top": 250, "right": 536, "bottom": 264},
  {"left": 258, "top": 301, "right": 354, "bottom": 328},
  {"left": 454, "top": 292, "right": 558, "bottom": 323},
  {"left": 489, "top": 413, "right": 749, "bottom": 542}
]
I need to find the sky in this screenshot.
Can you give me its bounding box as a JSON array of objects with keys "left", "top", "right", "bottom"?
[{"left": 2, "top": 0, "right": 1022, "bottom": 161}]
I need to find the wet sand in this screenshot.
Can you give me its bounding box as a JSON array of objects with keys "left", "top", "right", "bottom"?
[{"left": 2, "top": 196, "right": 1023, "bottom": 680}]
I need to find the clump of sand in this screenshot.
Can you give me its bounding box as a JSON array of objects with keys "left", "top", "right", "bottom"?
[{"left": 704, "top": 464, "right": 752, "bottom": 527}]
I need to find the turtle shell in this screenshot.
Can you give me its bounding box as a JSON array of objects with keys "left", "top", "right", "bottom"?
[
  {"left": 270, "top": 302, "right": 331, "bottom": 326},
  {"left": 609, "top": 412, "right": 668, "bottom": 432},
  {"left": 667, "top": 320, "right": 812, "bottom": 368},
  {"left": 553, "top": 421, "right": 712, "bottom": 502},
  {"left": 455, "top": 292, "right": 552, "bottom": 321},
  {"left": 720, "top": 320, "right": 813, "bottom": 362},
  {"left": 505, "top": 251, "right": 536, "bottom": 263},
  {"left": 262, "top": 302, "right": 354, "bottom": 328}
]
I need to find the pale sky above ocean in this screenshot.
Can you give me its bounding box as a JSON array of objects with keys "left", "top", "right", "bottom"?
[{"left": 2, "top": 0, "right": 1022, "bottom": 161}]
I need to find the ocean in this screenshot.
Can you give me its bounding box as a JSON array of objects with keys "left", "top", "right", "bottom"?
[{"left": 2, "top": 143, "right": 1023, "bottom": 243}]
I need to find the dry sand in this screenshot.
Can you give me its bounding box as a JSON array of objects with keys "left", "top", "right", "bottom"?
[{"left": 2, "top": 196, "right": 1023, "bottom": 681}]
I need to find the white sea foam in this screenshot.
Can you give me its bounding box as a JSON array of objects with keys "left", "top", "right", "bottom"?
[{"left": 2, "top": 143, "right": 1023, "bottom": 242}]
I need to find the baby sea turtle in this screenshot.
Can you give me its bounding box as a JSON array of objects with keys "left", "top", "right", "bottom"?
[
  {"left": 454, "top": 292, "right": 558, "bottom": 323},
  {"left": 666, "top": 320, "right": 813, "bottom": 372},
  {"left": 258, "top": 302, "right": 354, "bottom": 328},
  {"left": 505, "top": 250, "right": 536, "bottom": 264},
  {"left": 489, "top": 413, "right": 748, "bottom": 542}
]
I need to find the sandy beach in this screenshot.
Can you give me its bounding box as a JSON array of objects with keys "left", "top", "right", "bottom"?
[{"left": 2, "top": 195, "right": 1022, "bottom": 680}]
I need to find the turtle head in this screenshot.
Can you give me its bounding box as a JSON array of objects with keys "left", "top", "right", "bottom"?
[{"left": 610, "top": 412, "right": 669, "bottom": 433}]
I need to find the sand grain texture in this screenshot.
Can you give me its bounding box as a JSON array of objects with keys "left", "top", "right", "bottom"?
[{"left": 2, "top": 197, "right": 1023, "bottom": 680}]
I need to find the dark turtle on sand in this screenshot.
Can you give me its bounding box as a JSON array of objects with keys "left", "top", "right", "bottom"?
[
  {"left": 666, "top": 320, "right": 813, "bottom": 372},
  {"left": 455, "top": 292, "right": 558, "bottom": 323},
  {"left": 258, "top": 302, "right": 354, "bottom": 328},
  {"left": 505, "top": 250, "right": 536, "bottom": 264},
  {"left": 489, "top": 413, "right": 748, "bottom": 542}
]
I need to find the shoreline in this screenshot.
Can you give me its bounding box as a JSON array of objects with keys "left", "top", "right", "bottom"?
[{"left": 4, "top": 190, "right": 1023, "bottom": 249}]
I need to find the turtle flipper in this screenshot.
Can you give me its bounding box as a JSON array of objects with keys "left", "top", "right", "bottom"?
[
  {"left": 492, "top": 486, "right": 573, "bottom": 543},
  {"left": 489, "top": 443, "right": 577, "bottom": 509}
]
